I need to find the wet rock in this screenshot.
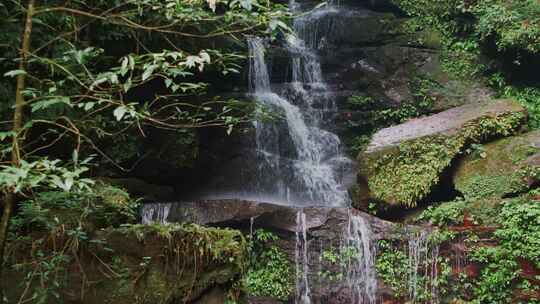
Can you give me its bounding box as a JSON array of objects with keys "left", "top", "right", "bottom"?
[
  {"left": 150, "top": 199, "right": 397, "bottom": 238},
  {"left": 453, "top": 130, "right": 540, "bottom": 199},
  {"left": 358, "top": 99, "right": 527, "bottom": 207},
  {"left": 142, "top": 199, "right": 408, "bottom": 303}
]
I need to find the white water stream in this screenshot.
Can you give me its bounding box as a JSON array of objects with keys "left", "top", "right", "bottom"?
[
  {"left": 247, "top": 0, "right": 351, "bottom": 207},
  {"left": 344, "top": 213, "right": 377, "bottom": 304}
]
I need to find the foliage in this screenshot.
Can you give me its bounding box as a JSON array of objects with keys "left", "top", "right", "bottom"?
[
  {"left": 6, "top": 182, "right": 138, "bottom": 302},
  {"left": 0, "top": 0, "right": 289, "bottom": 169},
  {"left": 412, "top": 193, "right": 540, "bottom": 303},
  {"left": 392, "top": 0, "right": 540, "bottom": 54},
  {"left": 11, "top": 184, "right": 138, "bottom": 234},
  {"left": 468, "top": 196, "right": 540, "bottom": 303},
  {"left": 0, "top": 0, "right": 288, "bottom": 296},
  {"left": 318, "top": 246, "right": 358, "bottom": 282},
  {"left": 490, "top": 73, "right": 540, "bottom": 128},
  {"left": 391, "top": 0, "right": 540, "bottom": 124},
  {"left": 375, "top": 239, "right": 452, "bottom": 302},
  {"left": 375, "top": 240, "right": 410, "bottom": 298},
  {"left": 418, "top": 199, "right": 467, "bottom": 226},
  {"left": 245, "top": 229, "right": 293, "bottom": 300},
  {"left": 0, "top": 156, "right": 94, "bottom": 193}
]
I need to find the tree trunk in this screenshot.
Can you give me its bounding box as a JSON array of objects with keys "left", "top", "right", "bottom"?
[{"left": 0, "top": 0, "right": 35, "bottom": 300}]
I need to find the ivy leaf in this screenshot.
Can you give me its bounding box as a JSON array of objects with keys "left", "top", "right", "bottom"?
[
  {"left": 123, "top": 78, "right": 132, "bottom": 92},
  {"left": 199, "top": 51, "right": 211, "bottom": 63}
]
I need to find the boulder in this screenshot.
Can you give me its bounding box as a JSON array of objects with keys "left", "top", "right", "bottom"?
[
  {"left": 453, "top": 130, "right": 540, "bottom": 199},
  {"left": 358, "top": 99, "right": 527, "bottom": 207}
]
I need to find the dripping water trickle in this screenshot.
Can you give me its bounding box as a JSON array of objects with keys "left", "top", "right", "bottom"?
[
  {"left": 407, "top": 230, "right": 441, "bottom": 304},
  {"left": 295, "top": 210, "right": 311, "bottom": 304},
  {"left": 250, "top": 216, "right": 255, "bottom": 239},
  {"left": 141, "top": 203, "right": 171, "bottom": 224},
  {"left": 343, "top": 212, "right": 377, "bottom": 304}
]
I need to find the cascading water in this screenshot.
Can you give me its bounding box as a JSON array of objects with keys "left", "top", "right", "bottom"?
[
  {"left": 295, "top": 210, "right": 311, "bottom": 304},
  {"left": 250, "top": 1, "right": 370, "bottom": 302},
  {"left": 141, "top": 203, "right": 171, "bottom": 224},
  {"left": 247, "top": 0, "right": 352, "bottom": 206},
  {"left": 407, "top": 230, "right": 441, "bottom": 304},
  {"left": 344, "top": 213, "right": 377, "bottom": 304}
]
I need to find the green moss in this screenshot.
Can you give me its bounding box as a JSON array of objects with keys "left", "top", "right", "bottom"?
[
  {"left": 459, "top": 174, "right": 525, "bottom": 200},
  {"left": 454, "top": 131, "right": 540, "bottom": 199},
  {"left": 364, "top": 111, "right": 525, "bottom": 207}
]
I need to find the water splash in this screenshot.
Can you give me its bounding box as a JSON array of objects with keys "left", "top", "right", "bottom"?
[
  {"left": 295, "top": 210, "right": 311, "bottom": 304},
  {"left": 141, "top": 203, "right": 171, "bottom": 224},
  {"left": 343, "top": 212, "right": 377, "bottom": 304}
]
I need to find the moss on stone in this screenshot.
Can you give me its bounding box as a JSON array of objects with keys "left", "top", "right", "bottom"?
[
  {"left": 362, "top": 110, "right": 526, "bottom": 207},
  {"left": 454, "top": 131, "right": 540, "bottom": 199},
  {"left": 6, "top": 222, "right": 247, "bottom": 304}
]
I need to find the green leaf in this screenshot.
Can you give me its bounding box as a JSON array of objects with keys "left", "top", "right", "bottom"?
[
  {"left": 83, "top": 102, "right": 95, "bottom": 111},
  {"left": 31, "top": 97, "right": 71, "bottom": 112},
  {"left": 142, "top": 64, "right": 157, "bottom": 81},
  {"left": 0, "top": 131, "right": 15, "bottom": 141},
  {"left": 120, "top": 57, "right": 129, "bottom": 76},
  {"left": 113, "top": 106, "right": 128, "bottom": 121},
  {"left": 4, "top": 69, "right": 27, "bottom": 77}
]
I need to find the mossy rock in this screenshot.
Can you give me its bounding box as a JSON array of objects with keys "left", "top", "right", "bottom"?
[
  {"left": 358, "top": 99, "right": 527, "bottom": 207},
  {"left": 5, "top": 223, "right": 247, "bottom": 304},
  {"left": 454, "top": 130, "right": 540, "bottom": 200}
]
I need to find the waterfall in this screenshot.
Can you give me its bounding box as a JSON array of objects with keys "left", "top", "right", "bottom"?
[
  {"left": 247, "top": 0, "right": 352, "bottom": 206},
  {"left": 295, "top": 210, "right": 311, "bottom": 304},
  {"left": 141, "top": 203, "right": 171, "bottom": 224},
  {"left": 344, "top": 213, "right": 377, "bottom": 304},
  {"left": 407, "top": 230, "right": 440, "bottom": 304}
]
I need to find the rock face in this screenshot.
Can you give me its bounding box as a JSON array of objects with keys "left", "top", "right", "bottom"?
[
  {"left": 142, "top": 200, "right": 418, "bottom": 303},
  {"left": 358, "top": 99, "right": 527, "bottom": 207},
  {"left": 168, "top": 0, "right": 498, "bottom": 202},
  {"left": 453, "top": 130, "right": 540, "bottom": 199}
]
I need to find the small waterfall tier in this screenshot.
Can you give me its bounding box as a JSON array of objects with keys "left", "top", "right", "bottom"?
[{"left": 245, "top": 0, "right": 353, "bottom": 207}]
